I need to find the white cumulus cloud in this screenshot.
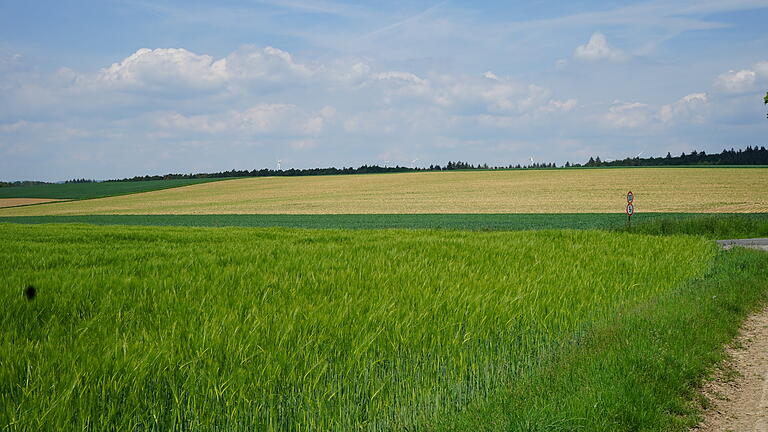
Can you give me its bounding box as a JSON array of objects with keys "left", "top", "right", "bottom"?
[
  {"left": 574, "top": 32, "right": 625, "bottom": 61},
  {"left": 602, "top": 101, "right": 651, "bottom": 128},
  {"left": 434, "top": 73, "right": 564, "bottom": 116},
  {"left": 714, "top": 69, "right": 756, "bottom": 93},
  {"left": 155, "top": 103, "right": 337, "bottom": 137},
  {"left": 367, "top": 71, "right": 432, "bottom": 100},
  {"left": 96, "top": 48, "right": 228, "bottom": 92},
  {"left": 1, "top": 44, "right": 589, "bottom": 179},
  {"left": 713, "top": 60, "right": 768, "bottom": 93},
  {"left": 224, "top": 45, "right": 313, "bottom": 83},
  {"left": 71, "top": 46, "right": 315, "bottom": 95},
  {"left": 540, "top": 99, "right": 578, "bottom": 113},
  {"left": 659, "top": 93, "right": 709, "bottom": 124},
  {"left": 754, "top": 61, "right": 768, "bottom": 77},
  {"left": 602, "top": 93, "right": 709, "bottom": 129},
  {"left": 155, "top": 104, "right": 297, "bottom": 134}
]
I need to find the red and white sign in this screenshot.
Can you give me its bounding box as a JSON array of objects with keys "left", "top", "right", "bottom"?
[
  {"left": 627, "top": 191, "right": 634, "bottom": 203},
  {"left": 626, "top": 203, "right": 634, "bottom": 216}
]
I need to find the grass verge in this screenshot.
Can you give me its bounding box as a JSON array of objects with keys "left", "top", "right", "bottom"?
[
  {"left": 434, "top": 247, "right": 768, "bottom": 431},
  {"left": 621, "top": 213, "right": 768, "bottom": 239}
]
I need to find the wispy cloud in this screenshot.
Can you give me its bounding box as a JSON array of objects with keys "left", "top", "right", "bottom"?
[
  {"left": 364, "top": 1, "right": 447, "bottom": 38},
  {"left": 247, "top": 0, "right": 365, "bottom": 17}
]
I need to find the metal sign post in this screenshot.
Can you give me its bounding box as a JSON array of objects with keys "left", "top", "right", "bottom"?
[{"left": 626, "top": 191, "right": 634, "bottom": 226}]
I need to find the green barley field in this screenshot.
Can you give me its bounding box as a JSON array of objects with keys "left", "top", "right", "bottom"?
[{"left": 0, "top": 223, "right": 726, "bottom": 431}]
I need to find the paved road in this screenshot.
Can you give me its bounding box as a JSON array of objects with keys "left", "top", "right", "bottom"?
[{"left": 717, "top": 238, "right": 768, "bottom": 252}]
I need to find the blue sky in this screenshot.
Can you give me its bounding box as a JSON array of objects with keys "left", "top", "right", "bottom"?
[{"left": 1, "top": 0, "right": 768, "bottom": 181}]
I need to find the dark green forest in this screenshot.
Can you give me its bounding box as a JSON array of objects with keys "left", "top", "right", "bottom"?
[{"left": 581, "top": 145, "right": 768, "bottom": 167}]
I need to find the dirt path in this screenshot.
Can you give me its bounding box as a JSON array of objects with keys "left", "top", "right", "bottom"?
[
  {"left": 695, "top": 240, "right": 768, "bottom": 431},
  {"left": 717, "top": 238, "right": 768, "bottom": 252}
]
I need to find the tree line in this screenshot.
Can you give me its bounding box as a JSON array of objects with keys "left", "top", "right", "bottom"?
[
  {"left": 0, "top": 180, "right": 48, "bottom": 188},
  {"left": 109, "top": 146, "right": 768, "bottom": 183},
  {"left": 1, "top": 146, "right": 766, "bottom": 187},
  {"left": 581, "top": 146, "right": 768, "bottom": 167},
  {"left": 112, "top": 160, "right": 559, "bottom": 183}
]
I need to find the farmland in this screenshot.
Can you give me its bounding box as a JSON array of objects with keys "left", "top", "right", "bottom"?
[
  {"left": 0, "top": 167, "right": 766, "bottom": 216},
  {"left": 1, "top": 212, "right": 767, "bottom": 238},
  {"left": 0, "top": 198, "right": 67, "bottom": 209},
  {"left": 2, "top": 167, "right": 768, "bottom": 431},
  {"left": 0, "top": 223, "right": 733, "bottom": 430},
  {"left": 0, "top": 178, "right": 225, "bottom": 200}
]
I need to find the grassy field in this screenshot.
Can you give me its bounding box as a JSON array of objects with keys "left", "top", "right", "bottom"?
[
  {"left": 1, "top": 223, "right": 721, "bottom": 431},
  {"left": 0, "top": 168, "right": 765, "bottom": 216},
  {"left": 0, "top": 178, "right": 225, "bottom": 200},
  {"left": 439, "top": 247, "right": 768, "bottom": 431},
  {"left": 617, "top": 213, "right": 768, "bottom": 239},
  {"left": 1, "top": 213, "right": 767, "bottom": 238}
]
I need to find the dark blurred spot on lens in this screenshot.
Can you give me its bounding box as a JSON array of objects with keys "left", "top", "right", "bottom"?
[{"left": 24, "top": 285, "right": 36, "bottom": 301}]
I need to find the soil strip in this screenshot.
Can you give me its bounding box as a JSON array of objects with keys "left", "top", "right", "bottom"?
[
  {"left": 695, "top": 241, "right": 768, "bottom": 431},
  {"left": 717, "top": 238, "right": 768, "bottom": 252}
]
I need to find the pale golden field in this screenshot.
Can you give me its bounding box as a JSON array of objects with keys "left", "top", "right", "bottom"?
[
  {"left": 0, "top": 198, "right": 68, "bottom": 209},
  {"left": 0, "top": 168, "right": 765, "bottom": 215}
]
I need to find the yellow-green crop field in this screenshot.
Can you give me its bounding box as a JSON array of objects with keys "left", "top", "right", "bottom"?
[{"left": 1, "top": 168, "right": 765, "bottom": 216}]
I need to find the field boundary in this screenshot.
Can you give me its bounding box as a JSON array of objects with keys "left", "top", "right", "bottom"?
[{"left": 0, "top": 198, "right": 72, "bottom": 209}]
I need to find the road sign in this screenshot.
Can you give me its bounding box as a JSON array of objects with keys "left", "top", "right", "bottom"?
[{"left": 626, "top": 191, "right": 635, "bottom": 226}]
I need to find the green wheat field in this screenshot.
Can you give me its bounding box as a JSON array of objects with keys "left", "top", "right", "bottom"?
[{"left": 0, "top": 223, "right": 723, "bottom": 430}]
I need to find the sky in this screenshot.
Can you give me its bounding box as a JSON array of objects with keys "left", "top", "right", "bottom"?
[{"left": 1, "top": 0, "right": 768, "bottom": 181}]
